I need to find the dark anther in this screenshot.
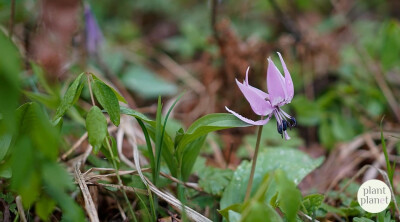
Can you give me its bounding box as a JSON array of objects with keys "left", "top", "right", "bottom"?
[
  {"left": 289, "top": 117, "right": 297, "bottom": 127},
  {"left": 277, "top": 122, "right": 283, "bottom": 135},
  {"left": 282, "top": 120, "right": 288, "bottom": 131}
]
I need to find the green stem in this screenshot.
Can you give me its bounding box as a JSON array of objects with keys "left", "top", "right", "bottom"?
[
  {"left": 105, "top": 138, "right": 137, "bottom": 222},
  {"left": 86, "top": 74, "right": 96, "bottom": 106},
  {"left": 244, "top": 117, "right": 264, "bottom": 202},
  {"left": 177, "top": 164, "right": 187, "bottom": 222}
]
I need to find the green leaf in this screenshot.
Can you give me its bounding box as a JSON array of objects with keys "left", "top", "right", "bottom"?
[
  {"left": 101, "top": 136, "right": 120, "bottom": 169},
  {"left": 16, "top": 102, "right": 59, "bottom": 160},
  {"left": 228, "top": 210, "right": 242, "bottom": 222},
  {"left": 242, "top": 202, "right": 283, "bottom": 222},
  {"left": 54, "top": 73, "right": 84, "bottom": 120},
  {"left": 154, "top": 96, "right": 163, "bottom": 185},
  {"left": 10, "top": 137, "right": 40, "bottom": 207},
  {"left": 86, "top": 106, "right": 107, "bottom": 152},
  {"left": 35, "top": 195, "right": 56, "bottom": 221},
  {"left": 198, "top": 167, "right": 233, "bottom": 196},
  {"left": 92, "top": 79, "right": 121, "bottom": 126},
  {"left": 302, "top": 193, "right": 324, "bottom": 214},
  {"left": 274, "top": 170, "right": 302, "bottom": 222},
  {"left": 221, "top": 148, "right": 323, "bottom": 209},
  {"left": 0, "top": 133, "right": 12, "bottom": 161},
  {"left": 90, "top": 74, "right": 127, "bottom": 104},
  {"left": 181, "top": 135, "right": 207, "bottom": 181},
  {"left": 120, "top": 106, "right": 178, "bottom": 176},
  {"left": 24, "top": 91, "right": 59, "bottom": 109},
  {"left": 30, "top": 62, "right": 54, "bottom": 95},
  {"left": 177, "top": 113, "right": 250, "bottom": 156},
  {"left": 42, "top": 162, "right": 74, "bottom": 191},
  {"left": 354, "top": 217, "right": 375, "bottom": 222},
  {"left": 380, "top": 21, "right": 400, "bottom": 71},
  {"left": 0, "top": 31, "right": 21, "bottom": 132},
  {"left": 120, "top": 106, "right": 153, "bottom": 123},
  {"left": 121, "top": 65, "right": 178, "bottom": 98},
  {"left": 291, "top": 96, "right": 321, "bottom": 126}
]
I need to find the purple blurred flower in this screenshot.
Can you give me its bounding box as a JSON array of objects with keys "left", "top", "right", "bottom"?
[
  {"left": 84, "top": 4, "right": 103, "bottom": 55},
  {"left": 225, "top": 52, "right": 296, "bottom": 140}
]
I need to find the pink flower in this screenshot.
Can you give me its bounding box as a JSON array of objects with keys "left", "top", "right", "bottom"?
[{"left": 225, "top": 52, "right": 296, "bottom": 140}]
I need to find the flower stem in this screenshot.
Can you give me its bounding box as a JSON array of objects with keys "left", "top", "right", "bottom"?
[
  {"left": 86, "top": 73, "right": 96, "bottom": 106},
  {"left": 244, "top": 117, "right": 264, "bottom": 202}
]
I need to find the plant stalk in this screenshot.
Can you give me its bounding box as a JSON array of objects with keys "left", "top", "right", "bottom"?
[
  {"left": 105, "top": 138, "right": 137, "bottom": 222},
  {"left": 86, "top": 73, "right": 96, "bottom": 106},
  {"left": 244, "top": 117, "right": 264, "bottom": 202}
]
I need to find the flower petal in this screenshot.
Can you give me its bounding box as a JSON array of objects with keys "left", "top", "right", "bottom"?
[
  {"left": 225, "top": 107, "right": 271, "bottom": 125},
  {"left": 277, "top": 52, "right": 294, "bottom": 103},
  {"left": 267, "top": 58, "right": 287, "bottom": 107},
  {"left": 243, "top": 67, "right": 269, "bottom": 100},
  {"left": 236, "top": 79, "right": 274, "bottom": 116}
]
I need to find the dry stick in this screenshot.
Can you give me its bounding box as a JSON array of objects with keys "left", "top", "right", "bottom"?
[
  {"left": 93, "top": 182, "right": 148, "bottom": 195},
  {"left": 74, "top": 164, "right": 100, "bottom": 222},
  {"left": 61, "top": 126, "right": 117, "bottom": 160},
  {"left": 15, "top": 196, "right": 27, "bottom": 222},
  {"left": 244, "top": 117, "right": 264, "bottom": 202},
  {"left": 210, "top": 0, "right": 221, "bottom": 44},
  {"left": 83, "top": 167, "right": 201, "bottom": 192},
  {"left": 0, "top": 198, "right": 10, "bottom": 222},
  {"left": 355, "top": 45, "right": 400, "bottom": 122},
  {"left": 9, "top": 0, "right": 16, "bottom": 38},
  {"left": 105, "top": 138, "right": 137, "bottom": 222},
  {"left": 116, "top": 199, "right": 127, "bottom": 221},
  {"left": 267, "top": 0, "right": 301, "bottom": 42},
  {"left": 123, "top": 121, "right": 212, "bottom": 222},
  {"left": 61, "top": 132, "right": 88, "bottom": 160},
  {"left": 157, "top": 52, "right": 206, "bottom": 94}
]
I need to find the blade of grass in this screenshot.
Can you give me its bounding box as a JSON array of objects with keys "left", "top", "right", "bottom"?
[
  {"left": 105, "top": 137, "right": 137, "bottom": 222},
  {"left": 136, "top": 118, "right": 157, "bottom": 221},
  {"left": 154, "top": 96, "right": 163, "bottom": 186},
  {"left": 380, "top": 118, "right": 393, "bottom": 187},
  {"left": 154, "top": 93, "right": 183, "bottom": 185}
]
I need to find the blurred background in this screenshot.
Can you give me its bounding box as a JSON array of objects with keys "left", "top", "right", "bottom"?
[{"left": 1, "top": 0, "right": 400, "bottom": 220}]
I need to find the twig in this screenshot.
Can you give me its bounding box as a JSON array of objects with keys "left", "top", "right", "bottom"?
[
  {"left": 267, "top": 0, "right": 301, "bottom": 42},
  {"left": 9, "top": 0, "right": 16, "bottom": 38},
  {"left": 354, "top": 35, "right": 400, "bottom": 122},
  {"left": 93, "top": 182, "right": 148, "bottom": 195},
  {"left": 123, "top": 119, "right": 212, "bottom": 222},
  {"left": 115, "top": 199, "right": 127, "bottom": 221},
  {"left": 0, "top": 198, "right": 10, "bottom": 222},
  {"left": 208, "top": 137, "right": 226, "bottom": 168},
  {"left": 74, "top": 164, "right": 100, "bottom": 222},
  {"left": 211, "top": 0, "right": 221, "bottom": 44},
  {"left": 157, "top": 53, "right": 205, "bottom": 94},
  {"left": 61, "top": 125, "right": 117, "bottom": 160},
  {"left": 15, "top": 196, "right": 27, "bottom": 222},
  {"left": 61, "top": 132, "right": 88, "bottom": 160}
]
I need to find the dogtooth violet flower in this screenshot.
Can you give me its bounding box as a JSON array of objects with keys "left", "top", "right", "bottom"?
[
  {"left": 225, "top": 52, "right": 296, "bottom": 140},
  {"left": 84, "top": 4, "right": 103, "bottom": 55}
]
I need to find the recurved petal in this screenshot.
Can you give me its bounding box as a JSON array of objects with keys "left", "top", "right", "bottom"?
[
  {"left": 225, "top": 107, "right": 271, "bottom": 125},
  {"left": 236, "top": 79, "right": 274, "bottom": 116},
  {"left": 245, "top": 66, "right": 250, "bottom": 86},
  {"left": 267, "top": 58, "right": 287, "bottom": 106},
  {"left": 243, "top": 67, "right": 269, "bottom": 100},
  {"left": 277, "top": 52, "right": 294, "bottom": 103}
]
